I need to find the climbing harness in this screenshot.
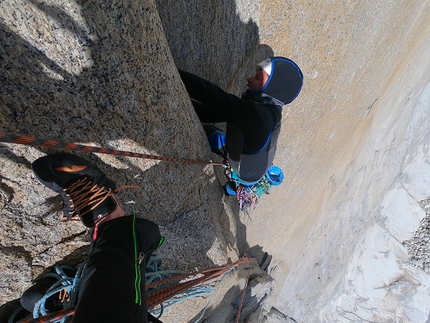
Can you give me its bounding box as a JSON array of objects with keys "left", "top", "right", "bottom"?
[
  {"left": 11, "top": 255, "right": 253, "bottom": 323},
  {"left": 200, "top": 126, "right": 285, "bottom": 210},
  {"left": 223, "top": 162, "right": 285, "bottom": 210},
  {"left": 0, "top": 132, "right": 223, "bottom": 166}
]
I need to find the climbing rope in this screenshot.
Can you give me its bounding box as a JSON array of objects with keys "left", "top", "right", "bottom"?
[
  {"left": 145, "top": 255, "right": 252, "bottom": 309},
  {"left": 0, "top": 132, "right": 224, "bottom": 166},
  {"left": 235, "top": 258, "right": 253, "bottom": 323},
  {"left": 144, "top": 254, "right": 253, "bottom": 322},
  {"left": 13, "top": 255, "right": 253, "bottom": 323},
  {"left": 19, "top": 308, "right": 76, "bottom": 323},
  {"left": 145, "top": 255, "right": 230, "bottom": 321},
  {"left": 0, "top": 132, "right": 282, "bottom": 211},
  {"left": 32, "top": 265, "right": 84, "bottom": 319}
]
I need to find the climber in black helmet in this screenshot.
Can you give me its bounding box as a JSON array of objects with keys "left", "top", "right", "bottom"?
[{"left": 179, "top": 57, "right": 303, "bottom": 186}]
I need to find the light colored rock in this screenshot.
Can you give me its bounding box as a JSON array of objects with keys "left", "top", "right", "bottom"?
[
  {"left": 324, "top": 222, "right": 430, "bottom": 322},
  {"left": 273, "top": 49, "right": 430, "bottom": 322},
  {"left": 230, "top": 273, "right": 273, "bottom": 322},
  {"left": 379, "top": 183, "right": 426, "bottom": 243}
]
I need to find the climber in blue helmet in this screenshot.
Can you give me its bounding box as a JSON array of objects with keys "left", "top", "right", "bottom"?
[{"left": 179, "top": 56, "right": 303, "bottom": 185}]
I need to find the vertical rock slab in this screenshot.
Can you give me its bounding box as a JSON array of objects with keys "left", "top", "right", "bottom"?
[
  {"left": 0, "top": 0, "right": 228, "bottom": 310},
  {"left": 0, "top": 0, "right": 208, "bottom": 220},
  {"left": 155, "top": 0, "right": 272, "bottom": 94}
]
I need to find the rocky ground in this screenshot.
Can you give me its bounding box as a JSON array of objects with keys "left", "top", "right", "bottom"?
[{"left": 406, "top": 200, "right": 430, "bottom": 273}]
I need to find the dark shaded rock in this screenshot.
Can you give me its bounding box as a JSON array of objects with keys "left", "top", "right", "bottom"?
[{"left": 0, "top": 0, "right": 231, "bottom": 313}]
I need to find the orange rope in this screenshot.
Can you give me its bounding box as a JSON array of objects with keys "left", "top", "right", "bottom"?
[
  {"left": 0, "top": 132, "right": 219, "bottom": 166},
  {"left": 147, "top": 255, "right": 252, "bottom": 308},
  {"left": 20, "top": 255, "right": 253, "bottom": 323},
  {"left": 20, "top": 308, "right": 75, "bottom": 323},
  {"left": 235, "top": 255, "right": 253, "bottom": 323}
]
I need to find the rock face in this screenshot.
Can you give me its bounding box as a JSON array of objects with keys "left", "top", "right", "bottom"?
[
  {"left": 2, "top": 0, "right": 430, "bottom": 322},
  {"left": 0, "top": 0, "right": 232, "bottom": 320}
]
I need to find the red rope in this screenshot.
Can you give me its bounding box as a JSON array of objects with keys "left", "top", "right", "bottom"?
[
  {"left": 20, "top": 255, "right": 253, "bottom": 322},
  {"left": 235, "top": 255, "right": 253, "bottom": 323},
  {"left": 146, "top": 255, "right": 252, "bottom": 308},
  {"left": 0, "top": 132, "right": 223, "bottom": 166},
  {"left": 20, "top": 308, "right": 75, "bottom": 323}
]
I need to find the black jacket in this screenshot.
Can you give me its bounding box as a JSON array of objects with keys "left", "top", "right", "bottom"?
[{"left": 179, "top": 57, "right": 303, "bottom": 183}]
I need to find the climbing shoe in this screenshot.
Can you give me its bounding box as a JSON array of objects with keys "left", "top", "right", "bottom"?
[
  {"left": 32, "top": 153, "right": 118, "bottom": 227},
  {"left": 20, "top": 266, "right": 77, "bottom": 313}
]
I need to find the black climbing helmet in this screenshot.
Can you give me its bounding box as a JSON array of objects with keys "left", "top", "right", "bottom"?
[{"left": 260, "top": 56, "right": 303, "bottom": 105}]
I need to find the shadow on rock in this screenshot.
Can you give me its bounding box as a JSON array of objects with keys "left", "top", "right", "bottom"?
[
  {"left": 155, "top": 1, "right": 276, "bottom": 321},
  {"left": 0, "top": 0, "right": 275, "bottom": 320}
]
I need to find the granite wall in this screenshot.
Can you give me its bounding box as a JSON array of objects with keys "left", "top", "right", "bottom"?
[{"left": 0, "top": 0, "right": 236, "bottom": 320}]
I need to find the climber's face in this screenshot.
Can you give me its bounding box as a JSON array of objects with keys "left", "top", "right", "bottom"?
[{"left": 247, "top": 68, "right": 269, "bottom": 90}]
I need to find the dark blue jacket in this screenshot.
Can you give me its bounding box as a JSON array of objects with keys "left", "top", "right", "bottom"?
[{"left": 180, "top": 57, "right": 303, "bottom": 183}]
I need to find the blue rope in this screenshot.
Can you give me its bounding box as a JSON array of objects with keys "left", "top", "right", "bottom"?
[
  {"left": 145, "top": 255, "right": 188, "bottom": 285},
  {"left": 146, "top": 256, "right": 235, "bottom": 323},
  {"left": 8, "top": 265, "right": 83, "bottom": 323},
  {"left": 32, "top": 264, "right": 85, "bottom": 322},
  {"left": 10, "top": 256, "right": 231, "bottom": 322}
]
